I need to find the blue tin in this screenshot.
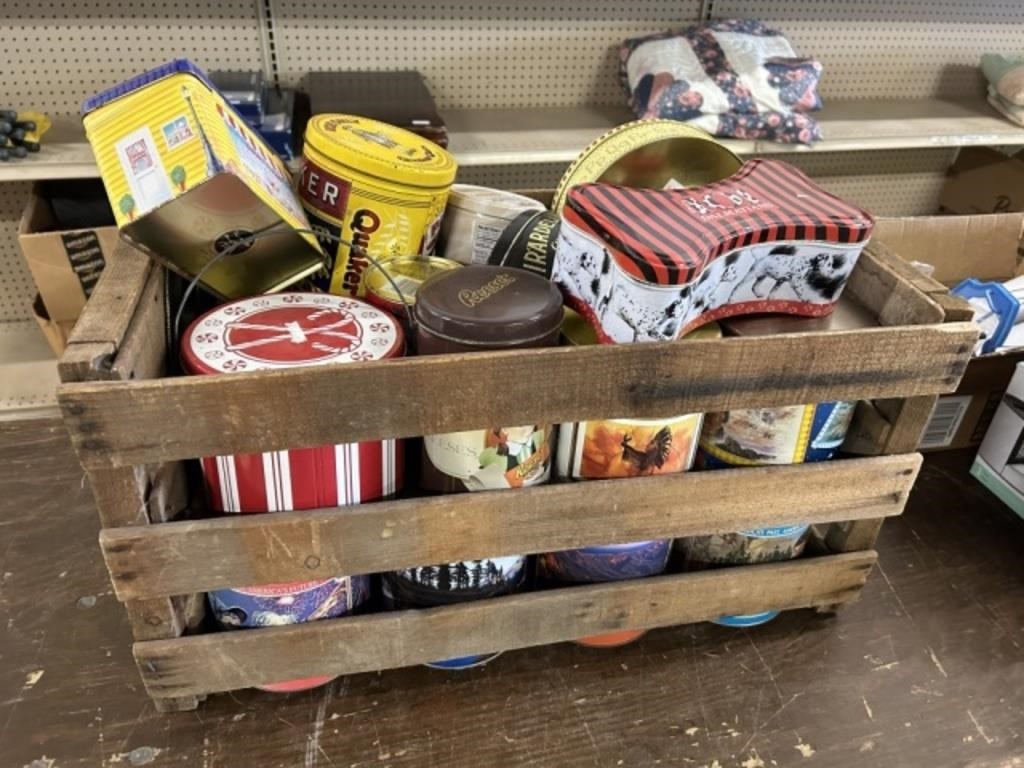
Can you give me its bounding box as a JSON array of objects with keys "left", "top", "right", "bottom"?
[
  {"left": 539, "top": 540, "right": 671, "bottom": 584},
  {"left": 423, "top": 653, "right": 503, "bottom": 671},
  {"left": 713, "top": 611, "right": 780, "bottom": 628},
  {"left": 209, "top": 576, "right": 370, "bottom": 628},
  {"left": 700, "top": 401, "right": 856, "bottom": 468}
]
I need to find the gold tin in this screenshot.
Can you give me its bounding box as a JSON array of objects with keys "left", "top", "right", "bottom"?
[
  {"left": 364, "top": 255, "right": 461, "bottom": 320},
  {"left": 552, "top": 120, "right": 743, "bottom": 213},
  {"left": 82, "top": 60, "right": 325, "bottom": 300}
]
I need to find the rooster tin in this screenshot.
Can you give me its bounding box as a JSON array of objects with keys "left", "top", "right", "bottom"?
[
  {"left": 182, "top": 292, "right": 404, "bottom": 691},
  {"left": 553, "top": 159, "right": 874, "bottom": 344}
]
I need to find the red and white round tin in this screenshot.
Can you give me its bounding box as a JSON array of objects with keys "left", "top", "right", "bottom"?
[{"left": 182, "top": 292, "right": 404, "bottom": 692}]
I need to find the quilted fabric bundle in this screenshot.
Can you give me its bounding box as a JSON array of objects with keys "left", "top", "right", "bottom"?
[{"left": 619, "top": 19, "right": 824, "bottom": 145}]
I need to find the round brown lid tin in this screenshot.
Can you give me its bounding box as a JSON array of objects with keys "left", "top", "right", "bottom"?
[{"left": 415, "top": 265, "right": 563, "bottom": 346}]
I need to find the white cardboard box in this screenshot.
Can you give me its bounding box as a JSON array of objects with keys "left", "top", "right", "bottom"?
[{"left": 971, "top": 361, "right": 1024, "bottom": 519}]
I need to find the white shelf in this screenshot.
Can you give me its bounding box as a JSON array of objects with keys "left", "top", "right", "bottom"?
[
  {"left": 3, "top": 98, "right": 1024, "bottom": 182},
  {"left": 447, "top": 98, "right": 1024, "bottom": 165},
  {"left": 0, "top": 320, "right": 60, "bottom": 420}
]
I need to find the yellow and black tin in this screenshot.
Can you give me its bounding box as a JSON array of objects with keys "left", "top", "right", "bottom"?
[
  {"left": 551, "top": 120, "right": 743, "bottom": 213},
  {"left": 300, "top": 115, "right": 458, "bottom": 297},
  {"left": 82, "top": 60, "right": 325, "bottom": 300}
]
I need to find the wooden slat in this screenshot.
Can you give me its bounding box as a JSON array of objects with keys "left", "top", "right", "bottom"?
[
  {"left": 134, "top": 551, "right": 876, "bottom": 699},
  {"left": 109, "top": 265, "right": 167, "bottom": 382},
  {"left": 101, "top": 454, "right": 917, "bottom": 601},
  {"left": 845, "top": 243, "right": 945, "bottom": 327},
  {"left": 58, "top": 241, "right": 152, "bottom": 382},
  {"left": 861, "top": 239, "right": 976, "bottom": 322},
  {"left": 59, "top": 321, "right": 976, "bottom": 469}
]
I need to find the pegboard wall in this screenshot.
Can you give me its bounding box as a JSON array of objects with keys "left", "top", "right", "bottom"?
[
  {"left": 0, "top": 184, "right": 34, "bottom": 322},
  {"left": 1, "top": 1, "right": 266, "bottom": 121},
  {"left": 2, "top": 1, "right": 1024, "bottom": 321},
  {"left": 270, "top": 1, "right": 703, "bottom": 109}
]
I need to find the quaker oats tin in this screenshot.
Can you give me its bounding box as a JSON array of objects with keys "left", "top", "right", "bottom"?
[
  {"left": 415, "top": 266, "right": 563, "bottom": 494},
  {"left": 82, "top": 59, "right": 325, "bottom": 300},
  {"left": 182, "top": 292, "right": 404, "bottom": 691},
  {"left": 439, "top": 184, "right": 545, "bottom": 265},
  {"left": 552, "top": 119, "right": 743, "bottom": 214},
  {"left": 300, "top": 114, "right": 457, "bottom": 297}
]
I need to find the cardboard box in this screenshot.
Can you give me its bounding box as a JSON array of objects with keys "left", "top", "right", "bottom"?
[
  {"left": 938, "top": 146, "right": 1024, "bottom": 217},
  {"left": 971, "top": 362, "right": 1024, "bottom": 519},
  {"left": 31, "top": 294, "right": 76, "bottom": 357},
  {"left": 873, "top": 211, "right": 1024, "bottom": 450},
  {"left": 18, "top": 184, "right": 119, "bottom": 323}
]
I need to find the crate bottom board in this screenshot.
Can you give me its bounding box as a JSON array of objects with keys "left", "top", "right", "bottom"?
[{"left": 135, "top": 551, "right": 875, "bottom": 701}]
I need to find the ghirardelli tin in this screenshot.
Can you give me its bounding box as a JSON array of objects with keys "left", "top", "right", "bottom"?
[{"left": 182, "top": 292, "right": 404, "bottom": 691}]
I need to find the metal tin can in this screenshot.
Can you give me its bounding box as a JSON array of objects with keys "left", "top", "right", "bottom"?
[
  {"left": 381, "top": 555, "right": 528, "bottom": 670},
  {"left": 82, "top": 59, "right": 325, "bottom": 299},
  {"left": 439, "top": 184, "right": 545, "bottom": 265},
  {"left": 182, "top": 292, "right": 405, "bottom": 691},
  {"left": 699, "top": 401, "right": 856, "bottom": 467},
  {"left": 299, "top": 114, "right": 457, "bottom": 296},
  {"left": 488, "top": 209, "right": 561, "bottom": 279},
  {"left": 679, "top": 525, "right": 810, "bottom": 628},
  {"left": 364, "top": 255, "right": 461, "bottom": 332},
  {"left": 546, "top": 314, "right": 716, "bottom": 646},
  {"left": 552, "top": 119, "right": 743, "bottom": 214},
  {"left": 415, "top": 266, "right": 564, "bottom": 493},
  {"left": 553, "top": 160, "right": 874, "bottom": 344}
]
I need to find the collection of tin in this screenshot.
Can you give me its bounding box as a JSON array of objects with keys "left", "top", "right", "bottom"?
[{"left": 85, "top": 61, "right": 875, "bottom": 687}]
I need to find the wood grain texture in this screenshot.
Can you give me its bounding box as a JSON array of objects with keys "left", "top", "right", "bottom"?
[
  {"left": 845, "top": 243, "right": 945, "bottom": 326},
  {"left": 59, "top": 321, "right": 976, "bottom": 469},
  {"left": 862, "top": 238, "right": 976, "bottom": 322},
  {"left": 6, "top": 420, "right": 1024, "bottom": 766},
  {"left": 101, "top": 454, "right": 918, "bottom": 601},
  {"left": 134, "top": 551, "right": 877, "bottom": 699},
  {"left": 57, "top": 240, "right": 152, "bottom": 381},
  {"left": 109, "top": 264, "right": 166, "bottom": 382}
]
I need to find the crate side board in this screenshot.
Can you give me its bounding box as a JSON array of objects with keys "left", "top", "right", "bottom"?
[
  {"left": 134, "top": 551, "right": 876, "bottom": 699},
  {"left": 59, "top": 321, "right": 976, "bottom": 469},
  {"left": 845, "top": 243, "right": 945, "bottom": 327},
  {"left": 101, "top": 453, "right": 918, "bottom": 601}
]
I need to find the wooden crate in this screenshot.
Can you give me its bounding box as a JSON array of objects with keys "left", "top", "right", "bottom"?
[{"left": 57, "top": 240, "right": 976, "bottom": 712}]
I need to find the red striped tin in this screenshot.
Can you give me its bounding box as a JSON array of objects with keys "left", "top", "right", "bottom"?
[
  {"left": 553, "top": 159, "right": 874, "bottom": 344},
  {"left": 182, "top": 292, "right": 404, "bottom": 692}
]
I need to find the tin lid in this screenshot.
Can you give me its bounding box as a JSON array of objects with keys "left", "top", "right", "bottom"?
[
  {"left": 304, "top": 114, "right": 457, "bottom": 189},
  {"left": 447, "top": 184, "right": 545, "bottom": 219},
  {"left": 564, "top": 159, "right": 875, "bottom": 286},
  {"left": 82, "top": 59, "right": 214, "bottom": 114},
  {"left": 181, "top": 293, "right": 404, "bottom": 375},
  {"left": 415, "top": 265, "right": 564, "bottom": 347},
  {"left": 365, "top": 256, "right": 462, "bottom": 304},
  {"left": 552, "top": 119, "right": 742, "bottom": 213}
]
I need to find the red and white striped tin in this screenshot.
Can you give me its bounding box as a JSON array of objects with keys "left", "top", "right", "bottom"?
[
  {"left": 182, "top": 292, "right": 405, "bottom": 513},
  {"left": 182, "top": 292, "right": 404, "bottom": 692}
]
